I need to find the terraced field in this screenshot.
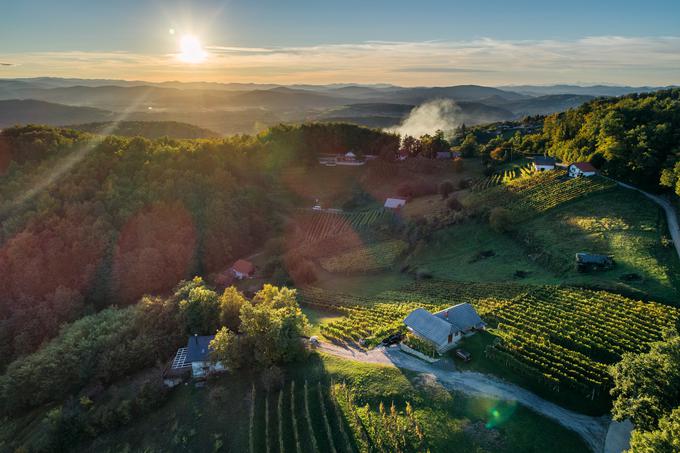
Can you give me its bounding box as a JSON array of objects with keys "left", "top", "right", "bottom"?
[
  {"left": 319, "top": 240, "right": 407, "bottom": 273},
  {"left": 294, "top": 209, "right": 391, "bottom": 243},
  {"left": 465, "top": 171, "right": 617, "bottom": 216}
]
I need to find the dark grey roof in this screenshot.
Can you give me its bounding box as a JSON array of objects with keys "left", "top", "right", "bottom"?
[
  {"left": 534, "top": 156, "right": 556, "bottom": 166},
  {"left": 403, "top": 308, "right": 453, "bottom": 347},
  {"left": 185, "top": 335, "right": 215, "bottom": 363},
  {"left": 575, "top": 253, "right": 612, "bottom": 264},
  {"left": 434, "top": 303, "right": 485, "bottom": 332}
]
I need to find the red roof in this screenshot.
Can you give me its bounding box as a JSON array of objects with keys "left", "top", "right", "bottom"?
[
  {"left": 232, "top": 259, "right": 254, "bottom": 275},
  {"left": 571, "top": 162, "right": 597, "bottom": 172}
]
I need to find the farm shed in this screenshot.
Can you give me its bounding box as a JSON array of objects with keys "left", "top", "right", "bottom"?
[
  {"left": 384, "top": 197, "right": 407, "bottom": 209},
  {"left": 403, "top": 303, "right": 485, "bottom": 354},
  {"left": 569, "top": 162, "right": 597, "bottom": 178},
  {"left": 532, "top": 156, "right": 556, "bottom": 172},
  {"left": 335, "top": 151, "right": 365, "bottom": 166},
  {"left": 575, "top": 253, "right": 614, "bottom": 272},
  {"left": 231, "top": 259, "right": 255, "bottom": 279}
]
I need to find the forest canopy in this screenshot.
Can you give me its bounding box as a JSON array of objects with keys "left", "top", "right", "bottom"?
[{"left": 0, "top": 122, "right": 393, "bottom": 366}]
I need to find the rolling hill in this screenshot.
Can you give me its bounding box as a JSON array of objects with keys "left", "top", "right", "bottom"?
[
  {"left": 67, "top": 121, "right": 221, "bottom": 139},
  {"left": 0, "top": 99, "right": 114, "bottom": 128}
]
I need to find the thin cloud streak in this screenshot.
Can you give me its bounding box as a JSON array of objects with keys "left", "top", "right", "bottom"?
[{"left": 1, "top": 36, "right": 679, "bottom": 85}]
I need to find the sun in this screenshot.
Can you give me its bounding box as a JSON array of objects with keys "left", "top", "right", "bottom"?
[{"left": 178, "top": 35, "right": 207, "bottom": 64}]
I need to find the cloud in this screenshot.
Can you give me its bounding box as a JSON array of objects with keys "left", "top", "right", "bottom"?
[
  {"left": 1, "top": 36, "right": 679, "bottom": 85},
  {"left": 0, "top": 62, "right": 15, "bottom": 66},
  {"left": 393, "top": 66, "right": 498, "bottom": 73}
]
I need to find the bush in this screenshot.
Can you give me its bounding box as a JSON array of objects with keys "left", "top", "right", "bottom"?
[
  {"left": 489, "top": 207, "right": 513, "bottom": 233},
  {"left": 289, "top": 259, "right": 317, "bottom": 285},
  {"left": 446, "top": 197, "right": 463, "bottom": 211},
  {"left": 439, "top": 181, "right": 454, "bottom": 199},
  {"left": 261, "top": 366, "right": 285, "bottom": 392},
  {"left": 397, "top": 180, "right": 437, "bottom": 198}
]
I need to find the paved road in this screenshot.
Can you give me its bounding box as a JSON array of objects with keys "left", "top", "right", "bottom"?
[
  {"left": 613, "top": 180, "right": 680, "bottom": 261},
  {"left": 318, "top": 342, "right": 611, "bottom": 452}
]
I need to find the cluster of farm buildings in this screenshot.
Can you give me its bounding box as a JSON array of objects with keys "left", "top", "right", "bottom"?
[{"left": 532, "top": 157, "right": 598, "bottom": 177}]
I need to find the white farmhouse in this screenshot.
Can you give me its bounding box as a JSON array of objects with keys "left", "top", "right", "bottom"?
[
  {"left": 532, "top": 156, "right": 556, "bottom": 172},
  {"left": 568, "top": 162, "right": 597, "bottom": 178},
  {"left": 384, "top": 197, "right": 407, "bottom": 209},
  {"left": 403, "top": 303, "right": 485, "bottom": 354}
]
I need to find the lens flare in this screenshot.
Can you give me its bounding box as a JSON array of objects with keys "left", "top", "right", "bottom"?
[{"left": 178, "top": 35, "right": 207, "bottom": 64}]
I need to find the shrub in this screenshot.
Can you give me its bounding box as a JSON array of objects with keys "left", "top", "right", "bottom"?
[
  {"left": 439, "top": 181, "right": 454, "bottom": 199},
  {"left": 489, "top": 207, "right": 513, "bottom": 233},
  {"left": 447, "top": 197, "right": 463, "bottom": 211},
  {"left": 261, "top": 366, "right": 285, "bottom": 392}
]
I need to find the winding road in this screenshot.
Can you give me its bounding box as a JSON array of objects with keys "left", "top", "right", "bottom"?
[
  {"left": 614, "top": 180, "right": 680, "bottom": 260},
  {"left": 318, "top": 342, "right": 612, "bottom": 452}
]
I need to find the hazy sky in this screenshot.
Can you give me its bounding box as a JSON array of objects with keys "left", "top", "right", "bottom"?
[{"left": 1, "top": 0, "right": 679, "bottom": 85}]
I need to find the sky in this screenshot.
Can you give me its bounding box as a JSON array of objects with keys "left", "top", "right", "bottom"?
[{"left": 1, "top": 0, "right": 679, "bottom": 86}]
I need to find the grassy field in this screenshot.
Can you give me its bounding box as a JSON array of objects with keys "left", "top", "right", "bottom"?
[
  {"left": 518, "top": 188, "right": 680, "bottom": 301},
  {"left": 415, "top": 176, "right": 680, "bottom": 302},
  {"left": 301, "top": 305, "right": 344, "bottom": 336},
  {"left": 81, "top": 354, "right": 588, "bottom": 453},
  {"left": 319, "top": 239, "right": 407, "bottom": 273},
  {"left": 408, "top": 222, "right": 559, "bottom": 284}
]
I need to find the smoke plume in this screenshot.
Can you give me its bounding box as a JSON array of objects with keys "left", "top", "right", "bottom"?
[{"left": 389, "top": 99, "right": 460, "bottom": 138}]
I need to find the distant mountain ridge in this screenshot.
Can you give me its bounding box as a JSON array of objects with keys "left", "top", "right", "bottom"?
[{"left": 0, "top": 77, "right": 673, "bottom": 135}]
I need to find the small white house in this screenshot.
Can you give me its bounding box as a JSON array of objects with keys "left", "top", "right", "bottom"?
[
  {"left": 231, "top": 259, "right": 255, "bottom": 279},
  {"left": 569, "top": 162, "right": 597, "bottom": 178},
  {"left": 165, "top": 335, "right": 226, "bottom": 383},
  {"left": 186, "top": 335, "right": 225, "bottom": 378},
  {"left": 403, "top": 303, "right": 485, "bottom": 354},
  {"left": 533, "top": 156, "right": 556, "bottom": 172},
  {"left": 384, "top": 197, "right": 407, "bottom": 209},
  {"left": 335, "top": 151, "right": 365, "bottom": 166}
]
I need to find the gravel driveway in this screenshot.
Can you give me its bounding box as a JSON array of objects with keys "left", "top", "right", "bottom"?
[{"left": 317, "top": 342, "right": 612, "bottom": 452}]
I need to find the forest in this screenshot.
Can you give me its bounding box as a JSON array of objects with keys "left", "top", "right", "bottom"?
[
  {"left": 0, "top": 123, "right": 398, "bottom": 368},
  {"left": 468, "top": 89, "right": 680, "bottom": 193}
]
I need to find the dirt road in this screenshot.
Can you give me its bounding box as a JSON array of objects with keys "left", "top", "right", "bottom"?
[
  {"left": 317, "top": 342, "right": 611, "bottom": 452},
  {"left": 613, "top": 179, "right": 680, "bottom": 261}
]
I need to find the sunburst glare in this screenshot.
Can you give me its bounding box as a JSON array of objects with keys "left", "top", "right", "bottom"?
[{"left": 178, "top": 34, "right": 207, "bottom": 64}]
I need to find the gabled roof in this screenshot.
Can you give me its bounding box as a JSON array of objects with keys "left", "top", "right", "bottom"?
[
  {"left": 345, "top": 151, "right": 356, "bottom": 158},
  {"left": 533, "top": 156, "right": 556, "bottom": 166},
  {"left": 404, "top": 308, "right": 453, "bottom": 347},
  {"left": 185, "top": 335, "right": 215, "bottom": 363},
  {"left": 434, "top": 303, "right": 485, "bottom": 332},
  {"left": 232, "top": 259, "right": 254, "bottom": 275},
  {"left": 570, "top": 162, "right": 597, "bottom": 172},
  {"left": 384, "top": 197, "right": 407, "bottom": 209},
  {"left": 575, "top": 252, "right": 612, "bottom": 264}
]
